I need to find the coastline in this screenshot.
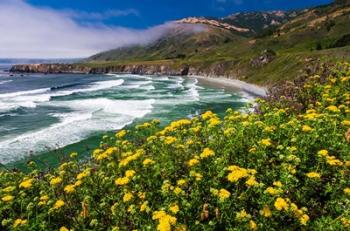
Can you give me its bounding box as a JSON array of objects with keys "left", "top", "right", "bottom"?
[{"left": 189, "top": 75, "right": 267, "bottom": 97}]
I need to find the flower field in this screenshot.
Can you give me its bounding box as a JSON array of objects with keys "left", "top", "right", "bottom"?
[{"left": 1, "top": 63, "right": 350, "bottom": 230}]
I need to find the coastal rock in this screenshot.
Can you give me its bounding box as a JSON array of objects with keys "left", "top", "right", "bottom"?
[{"left": 250, "top": 49, "right": 276, "bottom": 67}]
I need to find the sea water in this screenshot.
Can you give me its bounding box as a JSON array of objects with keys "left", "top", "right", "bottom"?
[{"left": 0, "top": 70, "right": 251, "bottom": 168}]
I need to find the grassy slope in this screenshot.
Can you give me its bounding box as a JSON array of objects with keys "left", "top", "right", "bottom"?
[{"left": 86, "top": 2, "right": 350, "bottom": 86}]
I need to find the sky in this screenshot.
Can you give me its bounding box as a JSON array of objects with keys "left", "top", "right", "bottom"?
[{"left": 0, "top": 0, "right": 333, "bottom": 59}]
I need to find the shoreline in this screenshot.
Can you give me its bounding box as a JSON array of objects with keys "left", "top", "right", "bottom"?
[{"left": 189, "top": 75, "right": 267, "bottom": 97}]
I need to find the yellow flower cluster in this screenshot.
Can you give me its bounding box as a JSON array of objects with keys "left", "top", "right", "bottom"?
[
  {"left": 152, "top": 210, "right": 177, "bottom": 231},
  {"left": 119, "top": 149, "right": 144, "bottom": 167}
]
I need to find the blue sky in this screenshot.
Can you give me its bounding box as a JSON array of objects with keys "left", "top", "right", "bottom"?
[
  {"left": 27, "top": 0, "right": 332, "bottom": 28},
  {"left": 0, "top": 0, "right": 333, "bottom": 58}
]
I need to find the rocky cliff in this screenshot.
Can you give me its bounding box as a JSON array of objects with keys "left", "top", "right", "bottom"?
[{"left": 10, "top": 62, "right": 241, "bottom": 78}]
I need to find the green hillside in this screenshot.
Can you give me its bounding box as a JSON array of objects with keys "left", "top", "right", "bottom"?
[{"left": 87, "top": 0, "right": 350, "bottom": 85}]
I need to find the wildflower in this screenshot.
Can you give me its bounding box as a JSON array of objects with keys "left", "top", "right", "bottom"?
[
  {"left": 174, "top": 187, "right": 183, "bottom": 195},
  {"left": 300, "top": 214, "right": 310, "bottom": 225},
  {"left": 342, "top": 120, "right": 350, "bottom": 126},
  {"left": 344, "top": 188, "right": 350, "bottom": 196},
  {"left": 64, "top": 184, "right": 75, "bottom": 194},
  {"left": 246, "top": 177, "right": 258, "bottom": 187},
  {"left": 306, "top": 172, "right": 321, "bottom": 179},
  {"left": 227, "top": 165, "right": 248, "bottom": 182},
  {"left": 274, "top": 198, "right": 289, "bottom": 211},
  {"left": 74, "top": 180, "right": 83, "bottom": 187},
  {"left": 326, "top": 105, "right": 340, "bottom": 113},
  {"left": 218, "top": 189, "right": 231, "bottom": 201},
  {"left": 187, "top": 158, "right": 200, "bottom": 167},
  {"left": 116, "top": 130, "right": 127, "bottom": 139},
  {"left": 123, "top": 192, "right": 133, "bottom": 202},
  {"left": 260, "top": 206, "right": 272, "bottom": 217},
  {"left": 143, "top": 158, "right": 155, "bottom": 166},
  {"left": 177, "top": 179, "right": 187, "bottom": 186},
  {"left": 202, "top": 111, "right": 215, "bottom": 120},
  {"left": 208, "top": 117, "right": 221, "bottom": 127},
  {"left": 265, "top": 187, "right": 280, "bottom": 195},
  {"left": 189, "top": 171, "right": 203, "bottom": 181},
  {"left": 76, "top": 169, "right": 90, "bottom": 180},
  {"left": 165, "top": 136, "right": 177, "bottom": 145},
  {"left": 19, "top": 178, "right": 34, "bottom": 189},
  {"left": 13, "top": 219, "right": 27, "bottom": 228},
  {"left": 318, "top": 150, "right": 328, "bottom": 156},
  {"left": 50, "top": 177, "right": 62, "bottom": 186},
  {"left": 273, "top": 181, "right": 283, "bottom": 187},
  {"left": 2, "top": 186, "right": 15, "bottom": 193},
  {"left": 169, "top": 204, "right": 179, "bottom": 214},
  {"left": 236, "top": 209, "right": 250, "bottom": 220},
  {"left": 60, "top": 227, "right": 69, "bottom": 231},
  {"left": 152, "top": 210, "right": 177, "bottom": 231},
  {"left": 249, "top": 147, "right": 257, "bottom": 153},
  {"left": 249, "top": 220, "right": 257, "bottom": 230},
  {"left": 260, "top": 139, "right": 272, "bottom": 147},
  {"left": 200, "top": 148, "right": 215, "bottom": 159},
  {"left": 125, "top": 170, "right": 136, "bottom": 178},
  {"left": 302, "top": 125, "right": 313, "bottom": 132},
  {"left": 53, "top": 199, "right": 65, "bottom": 209},
  {"left": 140, "top": 201, "right": 149, "bottom": 212},
  {"left": 1, "top": 195, "right": 14, "bottom": 202},
  {"left": 40, "top": 195, "right": 49, "bottom": 201},
  {"left": 115, "top": 177, "right": 130, "bottom": 186}
]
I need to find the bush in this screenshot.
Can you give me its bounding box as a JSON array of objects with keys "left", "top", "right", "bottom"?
[{"left": 0, "top": 63, "right": 350, "bottom": 230}]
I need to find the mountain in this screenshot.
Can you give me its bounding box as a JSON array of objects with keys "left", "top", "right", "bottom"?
[{"left": 12, "top": 0, "right": 350, "bottom": 85}]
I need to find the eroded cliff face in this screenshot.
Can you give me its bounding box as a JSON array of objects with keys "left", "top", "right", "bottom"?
[{"left": 10, "top": 62, "right": 239, "bottom": 78}]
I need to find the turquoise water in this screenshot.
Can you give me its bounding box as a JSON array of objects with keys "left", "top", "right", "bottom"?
[{"left": 0, "top": 71, "right": 251, "bottom": 169}]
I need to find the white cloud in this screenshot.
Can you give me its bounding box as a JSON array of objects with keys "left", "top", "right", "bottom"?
[{"left": 0, "top": 0, "right": 178, "bottom": 58}]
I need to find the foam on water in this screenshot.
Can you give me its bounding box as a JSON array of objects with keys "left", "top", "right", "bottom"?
[
  {"left": 0, "top": 80, "right": 12, "bottom": 85},
  {"left": 0, "top": 98, "right": 154, "bottom": 164},
  {"left": 0, "top": 79, "right": 125, "bottom": 112}
]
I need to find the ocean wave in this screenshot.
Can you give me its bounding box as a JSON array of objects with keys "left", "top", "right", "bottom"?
[
  {"left": 0, "top": 80, "right": 12, "bottom": 85},
  {"left": 0, "top": 79, "right": 125, "bottom": 113},
  {"left": 0, "top": 98, "right": 154, "bottom": 164}
]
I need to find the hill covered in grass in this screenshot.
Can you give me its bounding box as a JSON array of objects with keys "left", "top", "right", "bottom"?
[
  {"left": 1, "top": 62, "right": 349, "bottom": 230},
  {"left": 85, "top": 0, "right": 350, "bottom": 85}
]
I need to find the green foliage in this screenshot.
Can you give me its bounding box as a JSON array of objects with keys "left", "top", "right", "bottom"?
[{"left": 0, "top": 63, "right": 350, "bottom": 230}]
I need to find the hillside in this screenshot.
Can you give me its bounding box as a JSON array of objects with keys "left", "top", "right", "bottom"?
[{"left": 85, "top": 0, "right": 350, "bottom": 85}]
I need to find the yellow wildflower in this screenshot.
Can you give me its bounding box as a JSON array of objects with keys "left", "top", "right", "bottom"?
[
  {"left": 64, "top": 184, "right": 75, "bottom": 194},
  {"left": 265, "top": 187, "right": 280, "bottom": 195},
  {"left": 260, "top": 206, "right": 272, "bottom": 217},
  {"left": 187, "top": 158, "right": 200, "bottom": 167},
  {"left": 13, "top": 219, "right": 27, "bottom": 228},
  {"left": 341, "top": 120, "right": 350, "bottom": 126},
  {"left": 140, "top": 201, "right": 149, "bottom": 212},
  {"left": 302, "top": 125, "right": 313, "bottom": 132},
  {"left": 123, "top": 192, "right": 133, "bottom": 202},
  {"left": 260, "top": 139, "right": 272, "bottom": 147},
  {"left": 53, "top": 199, "right": 65, "bottom": 209},
  {"left": 173, "top": 187, "right": 183, "bottom": 195},
  {"left": 200, "top": 148, "right": 215, "bottom": 159},
  {"left": 2, "top": 195, "right": 14, "bottom": 202},
  {"left": 125, "top": 170, "right": 136, "bottom": 178},
  {"left": 327, "top": 105, "right": 340, "bottom": 113},
  {"left": 19, "top": 178, "right": 34, "bottom": 189},
  {"left": 116, "top": 130, "right": 127, "bottom": 139},
  {"left": 300, "top": 214, "right": 310, "bottom": 225},
  {"left": 143, "top": 158, "right": 155, "bottom": 166},
  {"left": 344, "top": 188, "right": 350, "bottom": 196},
  {"left": 318, "top": 149, "right": 328, "bottom": 156},
  {"left": 177, "top": 179, "right": 187, "bottom": 186},
  {"left": 246, "top": 176, "right": 258, "bottom": 187},
  {"left": 115, "top": 177, "right": 130, "bottom": 186},
  {"left": 164, "top": 136, "right": 177, "bottom": 145},
  {"left": 227, "top": 165, "right": 248, "bottom": 182},
  {"left": 2, "top": 186, "right": 15, "bottom": 193},
  {"left": 60, "top": 226, "right": 70, "bottom": 231},
  {"left": 218, "top": 188, "right": 231, "bottom": 201},
  {"left": 169, "top": 204, "right": 179, "bottom": 214},
  {"left": 273, "top": 181, "right": 283, "bottom": 187},
  {"left": 50, "top": 177, "right": 62, "bottom": 186},
  {"left": 236, "top": 209, "right": 250, "bottom": 220},
  {"left": 306, "top": 172, "right": 321, "bottom": 179},
  {"left": 249, "top": 220, "right": 257, "bottom": 230},
  {"left": 274, "top": 198, "right": 289, "bottom": 211}
]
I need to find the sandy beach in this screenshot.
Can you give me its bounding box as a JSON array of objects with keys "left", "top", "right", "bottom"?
[{"left": 189, "top": 75, "right": 267, "bottom": 97}]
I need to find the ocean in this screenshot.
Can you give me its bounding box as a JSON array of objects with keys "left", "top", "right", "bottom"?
[{"left": 0, "top": 69, "right": 251, "bottom": 169}]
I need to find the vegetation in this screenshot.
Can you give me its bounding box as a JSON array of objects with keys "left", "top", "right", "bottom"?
[{"left": 1, "top": 62, "right": 349, "bottom": 230}]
